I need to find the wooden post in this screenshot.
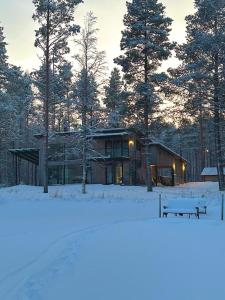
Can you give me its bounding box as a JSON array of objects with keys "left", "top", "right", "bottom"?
[
  {"left": 221, "top": 193, "right": 224, "bottom": 221},
  {"left": 159, "top": 194, "right": 162, "bottom": 218}
]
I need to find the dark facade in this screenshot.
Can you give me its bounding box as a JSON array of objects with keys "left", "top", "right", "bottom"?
[{"left": 10, "top": 128, "right": 187, "bottom": 186}]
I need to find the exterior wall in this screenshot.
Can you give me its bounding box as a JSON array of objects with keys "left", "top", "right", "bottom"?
[
  {"left": 202, "top": 175, "right": 218, "bottom": 182},
  {"left": 149, "top": 145, "right": 186, "bottom": 185},
  {"left": 155, "top": 146, "right": 174, "bottom": 166},
  {"left": 123, "top": 161, "right": 131, "bottom": 185},
  {"left": 90, "top": 162, "right": 106, "bottom": 184},
  {"left": 174, "top": 158, "right": 185, "bottom": 185}
]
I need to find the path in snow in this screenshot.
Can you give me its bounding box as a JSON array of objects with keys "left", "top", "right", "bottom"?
[{"left": 0, "top": 182, "right": 224, "bottom": 299}]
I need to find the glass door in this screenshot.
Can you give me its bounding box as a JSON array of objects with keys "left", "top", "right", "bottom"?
[{"left": 106, "top": 165, "right": 113, "bottom": 184}]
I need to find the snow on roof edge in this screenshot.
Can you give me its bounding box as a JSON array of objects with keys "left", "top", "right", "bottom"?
[{"left": 201, "top": 167, "right": 225, "bottom": 176}]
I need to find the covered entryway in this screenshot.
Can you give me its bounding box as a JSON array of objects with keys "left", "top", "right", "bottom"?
[
  {"left": 151, "top": 165, "right": 175, "bottom": 186},
  {"left": 9, "top": 148, "right": 39, "bottom": 186},
  {"left": 106, "top": 162, "right": 124, "bottom": 185}
]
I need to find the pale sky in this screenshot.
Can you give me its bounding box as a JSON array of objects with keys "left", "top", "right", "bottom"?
[{"left": 0, "top": 0, "right": 195, "bottom": 73}]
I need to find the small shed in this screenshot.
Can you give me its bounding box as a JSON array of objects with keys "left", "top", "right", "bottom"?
[{"left": 201, "top": 167, "right": 225, "bottom": 182}]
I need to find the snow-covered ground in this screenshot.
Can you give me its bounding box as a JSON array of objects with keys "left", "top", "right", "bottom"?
[{"left": 0, "top": 182, "right": 224, "bottom": 300}]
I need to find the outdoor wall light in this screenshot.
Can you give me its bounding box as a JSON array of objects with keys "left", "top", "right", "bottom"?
[
  {"left": 129, "top": 140, "right": 134, "bottom": 146},
  {"left": 173, "top": 162, "right": 176, "bottom": 171}
]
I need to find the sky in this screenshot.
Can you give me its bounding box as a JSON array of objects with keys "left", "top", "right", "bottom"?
[{"left": 0, "top": 0, "right": 195, "bottom": 73}]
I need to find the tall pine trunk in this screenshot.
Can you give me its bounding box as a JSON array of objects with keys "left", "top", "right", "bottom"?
[
  {"left": 82, "top": 64, "right": 88, "bottom": 194},
  {"left": 213, "top": 17, "right": 224, "bottom": 191},
  {"left": 199, "top": 107, "right": 205, "bottom": 173},
  {"left": 144, "top": 39, "right": 152, "bottom": 192},
  {"left": 44, "top": 5, "right": 50, "bottom": 193},
  {"left": 214, "top": 52, "right": 224, "bottom": 190}
]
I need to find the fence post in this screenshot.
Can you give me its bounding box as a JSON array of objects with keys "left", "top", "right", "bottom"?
[
  {"left": 159, "top": 194, "right": 162, "bottom": 218},
  {"left": 221, "top": 193, "right": 224, "bottom": 221}
]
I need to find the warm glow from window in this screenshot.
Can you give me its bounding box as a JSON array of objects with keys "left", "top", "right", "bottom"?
[
  {"left": 182, "top": 163, "right": 186, "bottom": 172},
  {"left": 129, "top": 140, "right": 134, "bottom": 146}
]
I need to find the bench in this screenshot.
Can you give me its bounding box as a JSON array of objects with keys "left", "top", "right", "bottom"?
[
  {"left": 162, "top": 199, "right": 208, "bottom": 219},
  {"left": 163, "top": 207, "right": 199, "bottom": 219}
]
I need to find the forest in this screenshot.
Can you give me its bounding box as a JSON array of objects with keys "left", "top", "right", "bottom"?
[{"left": 0, "top": 0, "right": 224, "bottom": 191}]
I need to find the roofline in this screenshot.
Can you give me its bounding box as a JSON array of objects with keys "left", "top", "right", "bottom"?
[
  {"left": 149, "top": 142, "right": 188, "bottom": 162},
  {"left": 9, "top": 148, "right": 40, "bottom": 152}
]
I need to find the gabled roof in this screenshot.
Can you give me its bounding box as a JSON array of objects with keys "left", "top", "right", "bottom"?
[
  {"left": 149, "top": 142, "right": 188, "bottom": 162},
  {"left": 201, "top": 167, "right": 225, "bottom": 176}
]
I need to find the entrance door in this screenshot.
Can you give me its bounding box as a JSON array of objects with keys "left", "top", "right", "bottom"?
[
  {"left": 115, "top": 163, "right": 123, "bottom": 184},
  {"left": 106, "top": 165, "right": 113, "bottom": 184}
]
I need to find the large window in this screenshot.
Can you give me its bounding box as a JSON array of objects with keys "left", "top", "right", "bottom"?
[
  {"left": 48, "top": 144, "right": 64, "bottom": 161},
  {"left": 105, "top": 140, "right": 129, "bottom": 158},
  {"left": 65, "top": 147, "right": 80, "bottom": 161},
  {"left": 65, "top": 165, "right": 82, "bottom": 184},
  {"left": 113, "top": 141, "right": 122, "bottom": 157},
  {"left": 105, "top": 141, "right": 112, "bottom": 157},
  {"left": 122, "top": 141, "right": 129, "bottom": 157},
  {"left": 48, "top": 164, "right": 82, "bottom": 185},
  {"left": 48, "top": 166, "right": 64, "bottom": 185}
]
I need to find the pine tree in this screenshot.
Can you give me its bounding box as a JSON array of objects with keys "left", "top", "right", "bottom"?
[
  {"left": 172, "top": 0, "right": 225, "bottom": 190},
  {"left": 58, "top": 62, "right": 74, "bottom": 131},
  {"left": 0, "top": 26, "right": 8, "bottom": 89},
  {"left": 33, "top": 0, "right": 82, "bottom": 193},
  {"left": 0, "top": 27, "right": 33, "bottom": 185},
  {"left": 104, "top": 68, "right": 127, "bottom": 128},
  {"left": 115, "top": 0, "right": 175, "bottom": 191}
]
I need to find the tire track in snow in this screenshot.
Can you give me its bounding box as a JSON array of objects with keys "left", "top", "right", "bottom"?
[
  {"left": 0, "top": 223, "right": 107, "bottom": 300},
  {"left": 0, "top": 216, "right": 151, "bottom": 300}
]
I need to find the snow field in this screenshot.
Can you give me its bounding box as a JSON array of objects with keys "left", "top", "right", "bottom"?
[{"left": 0, "top": 182, "right": 224, "bottom": 299}]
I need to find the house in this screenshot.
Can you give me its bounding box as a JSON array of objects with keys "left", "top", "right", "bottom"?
[
  {"left": 9, "top": 128, "right": 187, "bottom": 186},
  {"left": 201, "top": 167, "right": 225, "bottom": 182}
]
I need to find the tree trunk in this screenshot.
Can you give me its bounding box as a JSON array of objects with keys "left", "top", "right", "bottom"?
[
  {"left": 144, "top": 29, "right": 152, "bottom": 192},
  {"left": 199, "top": 107, "right": 205, "bottom": 173},
  {"left": 82, "top": 62, "right": 88, "bottom": 194},
  {"left": 144, "top": 85, "right": 152, "bottom": 191},
  {"left": 43, "top": 4, "right": 50, "bottom": 193},
  {"left": 213, "top": 53, "right": 224, "bottom": 190},
  {"left": 213, "top": 17, "right": 224, "bottom": 190}
]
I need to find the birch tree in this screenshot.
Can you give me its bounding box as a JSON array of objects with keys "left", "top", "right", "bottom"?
[{"left": 74, "top": 12, "right": 106, "bottom": 194}]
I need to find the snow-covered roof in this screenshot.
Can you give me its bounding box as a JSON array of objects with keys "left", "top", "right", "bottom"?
[
  {"left": 201, "top": 167, "right": 225, "bottom": 176},
  {"left": 88, "top": 132, "right": 129, "bottom": 138},
  {"left": 34, "top": 128, "right": 135, "bottom": 139}
]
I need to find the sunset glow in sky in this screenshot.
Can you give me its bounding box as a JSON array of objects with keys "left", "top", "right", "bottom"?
[{"left": 0, "top": 0, "right": 195, "bottom": 72}]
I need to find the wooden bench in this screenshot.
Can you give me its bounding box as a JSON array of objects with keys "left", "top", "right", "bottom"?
[
  {"left": 163, "top": 207, "right": 200, "bottom": 219},
  {"left": 162, "top": 199, "right": 207, "bottom": 219}
]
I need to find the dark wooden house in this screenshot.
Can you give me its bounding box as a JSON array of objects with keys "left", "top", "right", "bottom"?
[{"left": 9, "top": 128, "right": 187, "bottom": 186}]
